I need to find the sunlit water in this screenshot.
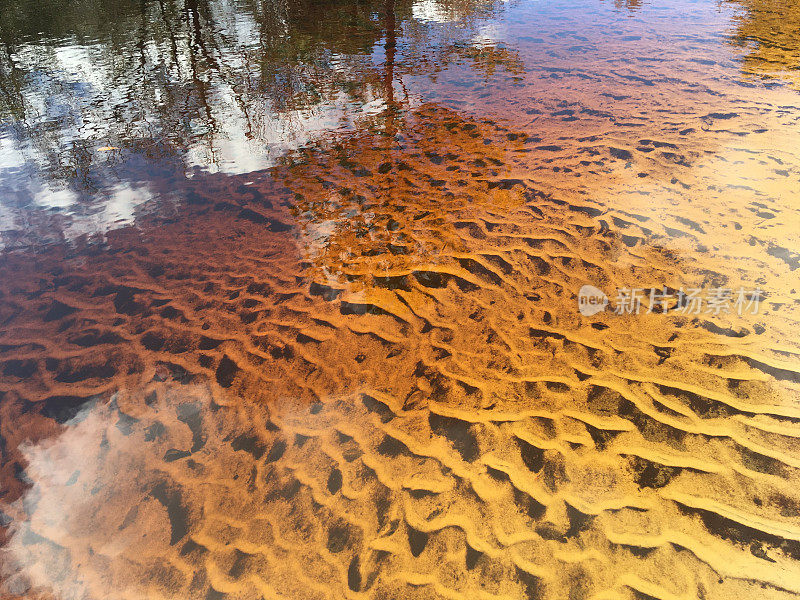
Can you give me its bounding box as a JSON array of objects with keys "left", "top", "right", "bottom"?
[{"left": 1, "top": 0, "right": 800, "bottom": 599}]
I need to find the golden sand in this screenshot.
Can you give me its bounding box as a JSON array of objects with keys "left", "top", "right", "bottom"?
[
  {"left": 2, "top": 0, "right": 800, "bottom": 598},
  {"left": 1, "top": 96, "right": 799, "bottom": 599}
]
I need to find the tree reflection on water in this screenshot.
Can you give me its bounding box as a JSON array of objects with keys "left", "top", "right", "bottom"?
[{"left": 0, "top": 0, "right": 513, "bottom": 189}]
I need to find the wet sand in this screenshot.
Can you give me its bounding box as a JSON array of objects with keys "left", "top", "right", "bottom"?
[{"left": 2, "top": 0, "right": 800, "bottom": 598}]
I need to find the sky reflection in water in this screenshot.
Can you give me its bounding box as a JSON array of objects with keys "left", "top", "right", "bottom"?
[
  {"left": 0, "top": 0, "right": 799, "bottom": 238},
  {"left": 2, "top": 0, "right": 800, "bottom": 599}
]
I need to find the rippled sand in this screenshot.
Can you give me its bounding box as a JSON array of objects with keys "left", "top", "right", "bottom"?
[{"left": 2, "top": 0, "right": 800, "bottom": 599}]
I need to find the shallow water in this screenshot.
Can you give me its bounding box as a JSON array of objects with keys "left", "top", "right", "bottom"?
[{"left": 1, "top": 0, "right": 800, "bottom": 599}]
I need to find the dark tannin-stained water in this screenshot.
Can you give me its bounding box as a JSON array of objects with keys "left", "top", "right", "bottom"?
[{"left": 1, "top": 0, "right": 800, "bottom": 599}]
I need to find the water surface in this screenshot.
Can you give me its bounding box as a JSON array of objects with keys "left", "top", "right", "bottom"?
[{"left": 1, "top": 0, "right": 800, "bottom": 599}]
